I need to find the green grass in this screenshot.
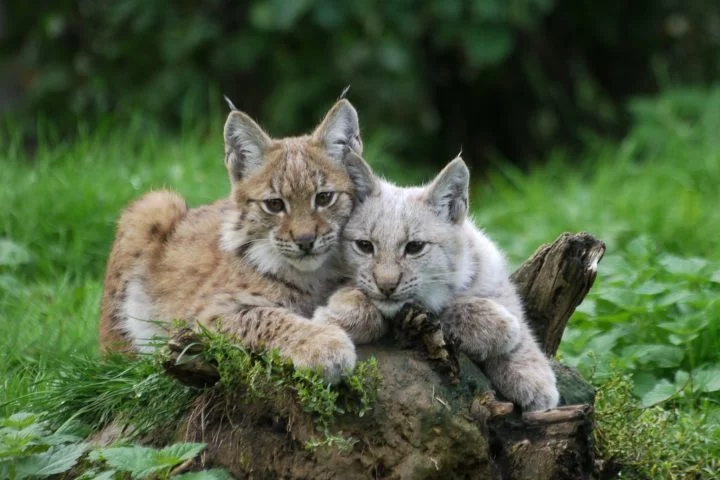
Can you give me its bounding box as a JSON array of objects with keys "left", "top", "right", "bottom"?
[{"left": 2, "top": 87, "right": 719, "bottom": 477}]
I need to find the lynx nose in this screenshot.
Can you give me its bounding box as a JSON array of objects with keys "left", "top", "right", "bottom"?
[
  {"left": 294, "top": 233, "right": 316, "bottom": 253},
  {"left": 375, "top": 271, "right": 402, "bottom": 297}
]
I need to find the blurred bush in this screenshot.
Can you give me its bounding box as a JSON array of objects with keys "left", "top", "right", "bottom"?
[{"left": 1, "top": 0, "right": 719, "bottom": 170}]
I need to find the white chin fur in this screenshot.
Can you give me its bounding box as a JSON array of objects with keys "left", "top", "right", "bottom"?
[
  {"left": 371, "top": 299, "right": 407, "bottom": 318},
  {"left": 284, "top": 253, "right": 329, "bottom": 272}
]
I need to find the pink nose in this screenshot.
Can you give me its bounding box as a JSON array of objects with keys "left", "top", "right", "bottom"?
[{"left": 375, "top": 275, "right": 401, "bottom": 296}]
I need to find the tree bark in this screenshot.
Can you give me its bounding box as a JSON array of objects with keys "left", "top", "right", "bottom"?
[
  {"left": 511, "top": 232, "right": 606, "bottom": 355},
  {"left": 158, "top": 232, "right": 604, "bottom": 479}
]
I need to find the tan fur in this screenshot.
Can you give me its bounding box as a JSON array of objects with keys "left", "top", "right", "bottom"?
[{"left": 100, "top": 100, "right": 373, "bottom": 382}]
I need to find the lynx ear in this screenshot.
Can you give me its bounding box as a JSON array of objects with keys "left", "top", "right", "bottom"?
[
  {"left": 312, "top": 99, "right": 363, "bottom": 163},
  {"left": 344, "top": 151, "right": 378, "bottom": 202},
  {"left": 424, "top": 157, "right": 470, "bottom": 224},
  {"left": 224, "top": 110, "right": 272, "bottom": 181}
]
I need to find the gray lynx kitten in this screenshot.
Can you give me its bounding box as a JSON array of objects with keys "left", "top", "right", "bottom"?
[{"left": 313, "top": 157, "right": 560, "bottom": 410}]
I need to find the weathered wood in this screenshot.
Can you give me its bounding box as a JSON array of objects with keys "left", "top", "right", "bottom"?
[
  {"left": 522, "top": 404, "right": 594, "bottom": 426},
  {"left": 511, "top": 232, "right": 606, "bottom": 355}
]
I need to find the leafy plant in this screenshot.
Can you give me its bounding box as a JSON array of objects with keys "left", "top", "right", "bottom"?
[
  {"left": 561, "top": 239, "right": 720, "bottom": 406},
  {"left": 0, "top": 412, "right": 87, "bottom": 480},
  {"left": 88, "top": 443, "right": 223, "bottom": 480},
  {"left": 594, "top": 372, "right": 720, "bottom": 479},
  {"left": 0, "top": 412, "right": 231, "bottom": 479}
]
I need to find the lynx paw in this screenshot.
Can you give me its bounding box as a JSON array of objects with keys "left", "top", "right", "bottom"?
[
  {"left": 286, "top": 324, "right": 357, "bottom": 384},
  {"left": 395, "top": 303, "right": 441, "bottom": 334},
  {"left": 312, "top": 287, "right": 387, "bottom": 344},
  {"left": 524, "top": 383, "right": 561, "bottom": 412}
]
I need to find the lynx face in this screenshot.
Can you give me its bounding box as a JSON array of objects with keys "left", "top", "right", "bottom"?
[
  {"left": 342, "top": 159, "right": 470, "bottom": 316},
  {"left": 227, "top": 142, "right": 357, "bottom": 272},
  {"left": 220, "top": 100, "right": 374, "bottom": 275}
]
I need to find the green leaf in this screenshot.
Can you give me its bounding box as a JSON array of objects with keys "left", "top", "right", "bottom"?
[
  {"left": 15, "top": 443, "right": 88, "bottom": 477},
  {"left": 76, "top": 469, "right": 117, "bottom": 480},
  {"left": 92, "top": 471, "right": 117, "bottom": 480},
  {"left": 632, "top": 372, "right": 659, "bottom": 398},
  {"left": 158, "top": 442, "right": 206, "bottom": 463},
  {"left": 634, "top": 280, "right": 669, "bottom": 295},
  {"left": 44, "top": 432, "right": 83, "bottom": 445},
  {"left": 95, "top": 446, "right": 166, "bottom": 479},
  {"left": 586, "top": 330, "right": 624, "bottom": 352},
  {"left": 621, "top": 344, "right": 685, "bottom": 368},
  {"left": 655, "top": 290, "right": 698, "bottom": 307},
  {"left": 674, "top": 370, "right": 690, "bottom": 389},
  {"left": 641, "top": 379, "right": 679, "bottom": 407},
  {"left": 595, "top": 287, "right": 637, "bottom": 309},
  {"left": 0, "top": 412, "right": 38, "bottom": 430},
  {"left": 658, "top": 254, "right": 709, "bottom": 276},
  {"left": 0, "top": 239, "right": 32, "bottom": 267},
  {"left": 173, "top": 469, "right": 233, "bottom": 480},
  {"left": 574, "top": 299, "right": 596, "bottom": 316},
  {"left": 693, "top": 368, "right": 720, "bottom": 393},
  {"left": 710, "top": 270, "right": 720, "bottom": 284}
]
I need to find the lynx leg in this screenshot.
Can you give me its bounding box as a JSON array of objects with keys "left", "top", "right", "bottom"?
[
  {"left": 210, "top": 306, "right": 357, "bottom": 384},
  {"left": 312, "top": 287, "right": 387, "bottom": 345},
  {"left": 482, "top": 336, "right": 560, "bottom": 412},
  {"left": 439, "top": 296, "right": 522, "bottom": 362}
]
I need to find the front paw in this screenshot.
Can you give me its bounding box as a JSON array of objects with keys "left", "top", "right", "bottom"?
[
  {"left": 285, "top": 324, "right": 357, "bottom": 384},
  {"left": 395, "top": 303, "right": 441, "bottom": 335},
  {"left": 325, "top": 287, "right": 371, "bottom": 310},
  {"left": 394, "top": 304, "right": 461, "bottom": 381},
  {"left": 524, "top": 384, "right": 560, "bottom": 412}
]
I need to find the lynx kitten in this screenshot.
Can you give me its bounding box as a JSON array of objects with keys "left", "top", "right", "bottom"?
[
  {"left": 100, "top": 99, "right": 375, "bottom": 383},
  {"left": 313, "top": 157, "right": 560, "bottom": 410}
]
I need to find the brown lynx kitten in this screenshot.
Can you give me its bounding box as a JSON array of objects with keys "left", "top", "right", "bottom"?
[
  {"left": 313, "top": 158, "right": 560, "bottom": 409},
  {"left": 100, "top": 100, "right": 374, "bottom": 383}
]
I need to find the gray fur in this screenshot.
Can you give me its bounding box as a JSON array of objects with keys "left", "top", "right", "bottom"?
[{"left": 314, "top": 157, "right": 559, "bottom": 411}]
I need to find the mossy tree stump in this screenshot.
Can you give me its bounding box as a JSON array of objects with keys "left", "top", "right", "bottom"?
[{"left": 161, "top": 232, "right": 606, "bottom": 479}]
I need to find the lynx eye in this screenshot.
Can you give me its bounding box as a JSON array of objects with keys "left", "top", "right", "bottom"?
[
  {"left": 354, "top": 240, "right": 375, "bottom": 255},
  {"left": 404, "top": 241, "right": 427, "bottom": 256},
  {"left": 314, "top": 191, "right": 336, "bottom": 208},
  {"left": 263, "top": 198, "right": 286, "bottom": 214}
]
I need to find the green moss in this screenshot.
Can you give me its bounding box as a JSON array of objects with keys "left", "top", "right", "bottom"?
[
  {"left": 201, "top": 327, "right": 381, "bottom": 449},
  {"left": 595, "top": 371, "right": 720, "bottom": 479}
]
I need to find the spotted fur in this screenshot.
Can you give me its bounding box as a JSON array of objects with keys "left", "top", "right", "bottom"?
[{"left": 100, "top": 100, "right": 374, "bottom": 383}]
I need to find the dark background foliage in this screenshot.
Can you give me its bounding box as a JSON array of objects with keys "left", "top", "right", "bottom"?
[{"left": 1, "top": 0, "right": 719, "bottom": 170}]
